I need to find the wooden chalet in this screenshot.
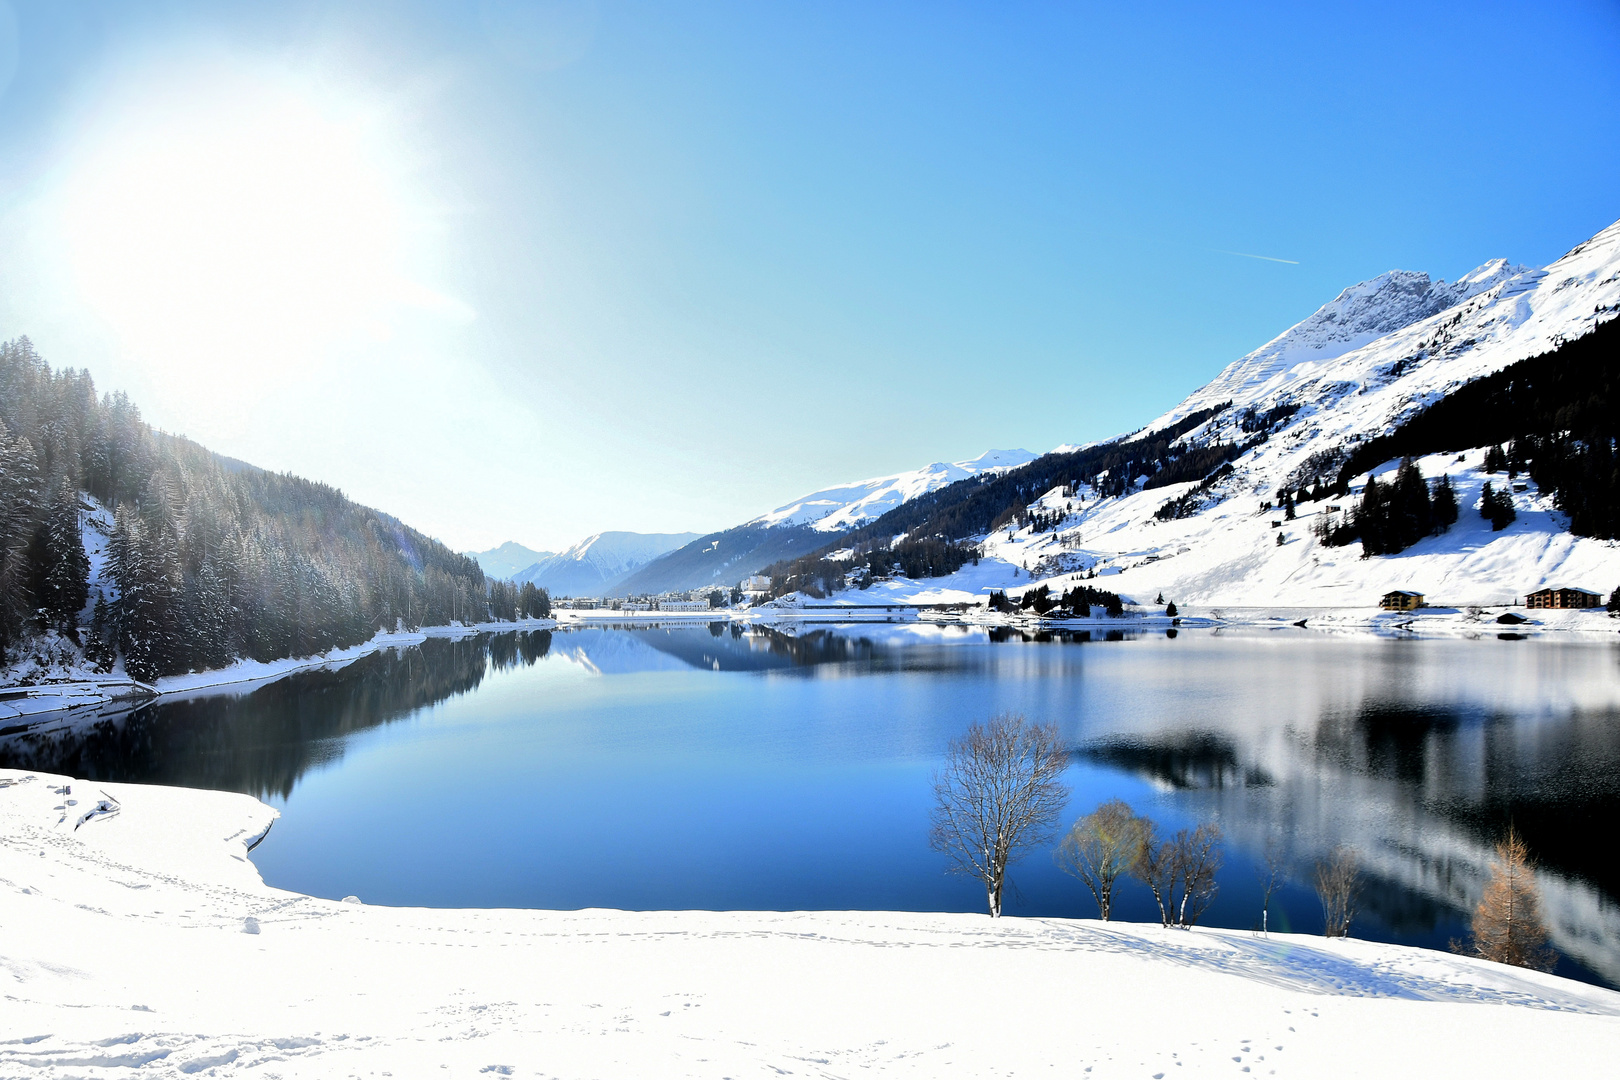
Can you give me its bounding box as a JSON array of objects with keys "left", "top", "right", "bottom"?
[{"left": 1380, "top": 590, "right": 1424, "bottom": 611}]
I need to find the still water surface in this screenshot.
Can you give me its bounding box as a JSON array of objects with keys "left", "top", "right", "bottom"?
[{"left": 5, "top": 623, "right": 1617, "bottom": 988}]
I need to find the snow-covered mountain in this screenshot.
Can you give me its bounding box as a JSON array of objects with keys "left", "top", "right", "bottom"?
[
  {"left": 1168, "top": 259, "right": 1530, "bottom": 423},
  {"left": 805, "top": 217, "right": 1620, "bottom": 609},
  {"left": 613, "top": 449, "right": 1037, "bottom": 595},
  {"left": 512, "top": 531, "right": 701, "bottom": 597},
  {"left": 469, "top": 542, "right": 556, "bottom": 581},
  {"left": 750, "top": 449, "right": 1037, "bottom": 532}
]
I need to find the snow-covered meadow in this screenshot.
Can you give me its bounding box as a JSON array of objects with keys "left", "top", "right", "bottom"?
[{"left": 3, "top": 767, "right": 1616, "bottom": 1078}]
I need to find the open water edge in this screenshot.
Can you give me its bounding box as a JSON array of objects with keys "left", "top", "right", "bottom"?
[{"left": 4, "top": 623, "right": 1617, "bottom": 990}]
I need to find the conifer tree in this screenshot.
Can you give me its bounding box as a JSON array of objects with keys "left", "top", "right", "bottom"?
[
  {"left": 35, "top": 482, "right": 89, "bottom": 633},
  {"left": 1480, "top": 481, "right": 1517, "bottom": 531},
  {"left": 1392, "top": 458, "right": 1432, "bottom": 544},
  {"left": 1431, "top": 474, "right": 1459, "bottom": 529},
  {"left": 1458, "top": 828, "right": 1556, "bottom": 972}
]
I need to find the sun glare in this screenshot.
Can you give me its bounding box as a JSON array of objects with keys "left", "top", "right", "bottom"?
[{"left": 52, "top": 59, "right": 459, "bottom": 394}]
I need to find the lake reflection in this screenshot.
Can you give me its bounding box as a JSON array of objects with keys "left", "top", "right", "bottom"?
[{"left": 3, "top": 623, "right": 1617, "bottom": 990}]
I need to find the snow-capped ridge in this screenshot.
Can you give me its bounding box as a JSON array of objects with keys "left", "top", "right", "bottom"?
[
  {"left": 802, "top": 216, "right": 1620, "bottom": 613},
  {"left": 469, "top": 541, "right": 556, "bottom": 581},
  {"left": 1164, "top": 258, "right": 1534, "bottom": 425},
  {"left": 752, "top": 449, "right": 1037, "bottom": 533},
  {"left": 512, "top": 530, "right": 702, "bottom": 596}
]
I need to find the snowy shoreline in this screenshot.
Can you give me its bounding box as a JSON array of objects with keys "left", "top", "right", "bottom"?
[
  {"left": 0, "top": 617, "right": 557, "bottom": 726},
  {"left": 2, "top": 766, "right": 1616, "bottom": 1078},
  {"left": 8, "top": 598, "right": 1613, "bottom": 728}
]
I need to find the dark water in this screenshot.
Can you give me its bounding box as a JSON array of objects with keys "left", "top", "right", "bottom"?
[{"left": 5, "top": 622, "right": 1618, "bottom": 990}]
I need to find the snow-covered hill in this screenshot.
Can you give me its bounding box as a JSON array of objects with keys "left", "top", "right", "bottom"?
[
  {"left": 817, "top": 217, "right": 1620, "bottom": 610},
  {"left": 750, "top": 449, "right": 1036, "bottom": 532},
  {"left": 512, "top": 531, "right": 701, "bottom": 596},
  {"left": 613, "top": 449, "right": 1037, "bottom": 595},
  {"left": 468, "top": 541, "right": 555, "bottom": 581}
]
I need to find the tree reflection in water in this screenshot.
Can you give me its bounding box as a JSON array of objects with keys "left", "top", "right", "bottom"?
[{"left": 0, "top": 631, "right": 551, "bottom": 799}]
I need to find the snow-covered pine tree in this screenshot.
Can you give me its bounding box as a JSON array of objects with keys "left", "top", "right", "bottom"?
[
  {"left": 0, "top": 421, "right": 43, "bottom": 649},
  {"left": 35, "top": 481, "right": 89, "bottom": 633}
]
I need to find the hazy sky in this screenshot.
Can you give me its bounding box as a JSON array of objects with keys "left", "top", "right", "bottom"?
[{"left": 1, "top": 1, "right": 1617, "bottom": 552}]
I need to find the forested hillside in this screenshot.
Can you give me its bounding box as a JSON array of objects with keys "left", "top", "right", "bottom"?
[
  {"left": 754, "top": 404, "right": 1237, "bottom": 596},
  {"left": 0, "top": 338, "right": 548, "bottom": 682},
  {"left": 1326, "top": 315, "right": 1620, "bottom": 540}
]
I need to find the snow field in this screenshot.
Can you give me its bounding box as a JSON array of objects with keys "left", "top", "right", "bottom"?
[{"left": 3, "top": 768, "right": 1617, "bottom": 1078}]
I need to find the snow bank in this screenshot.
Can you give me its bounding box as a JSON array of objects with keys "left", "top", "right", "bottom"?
[{"left": 2, "top": 767, "right": 1615, "bottom": 1078}]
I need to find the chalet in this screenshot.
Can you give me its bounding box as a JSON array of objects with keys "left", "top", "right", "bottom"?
[
  {"left": 1380, "top": 590, "right": 1424, "bottom": 611},
  {"left": 1524, "top": 587, "right": 1603, "bottom": 609}
]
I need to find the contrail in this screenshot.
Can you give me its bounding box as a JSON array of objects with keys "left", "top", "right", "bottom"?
[{"left": 1211, "top": 248, "right": 1300, "bottom": 265}]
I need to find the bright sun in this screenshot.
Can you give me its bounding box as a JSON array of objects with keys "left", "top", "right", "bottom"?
[{"left": 53, "top": 59, "right": 456, "bottom": 395}]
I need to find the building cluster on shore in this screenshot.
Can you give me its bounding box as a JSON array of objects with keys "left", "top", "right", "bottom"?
[{"left": 1380, "top": 586, "right": 1610, "bottom": 611}]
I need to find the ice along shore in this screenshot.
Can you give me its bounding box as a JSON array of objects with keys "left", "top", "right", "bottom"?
[{"left": 2, "top": 768, "right": 1616, "bottom": 1078}]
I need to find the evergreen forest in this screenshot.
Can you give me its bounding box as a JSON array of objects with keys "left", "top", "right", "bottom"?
[
  {"left": 1329, "top": 317, "right": 1620, "bottom": 538},
  {"left": 0, "top": 338, "right": 548, "bottom": 682}
]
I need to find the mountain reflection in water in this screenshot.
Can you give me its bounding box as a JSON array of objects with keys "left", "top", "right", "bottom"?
[{"left": 2, "top": 623, "right": 1616, "bottom": 989}]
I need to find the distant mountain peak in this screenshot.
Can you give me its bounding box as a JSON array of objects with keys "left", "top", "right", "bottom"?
[
  {"left": 469, "top": 541, "right": 556, "bottom": 581},
  {"left": 751, "top": 449, "right": 1037, "bottom": 533},
  {"left": 509, "top": 530, "right": 702, "bottom": 596}
]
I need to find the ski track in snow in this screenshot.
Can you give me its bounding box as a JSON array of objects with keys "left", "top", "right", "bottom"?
[{"left": 2, "top": 767, "right": 1617, "bottom": 1078}]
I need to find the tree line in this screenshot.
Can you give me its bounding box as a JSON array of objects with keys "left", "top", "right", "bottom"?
[
  {"left": 1327, "top": 315, "right": 1620, "bottom": 539},
  {"left": 931, "top": 714, "right": 1558, "bottom": 970},
  {"left": 0, "top": 337, "right": 549, "bottom": 681},
  {"left": 987, "top": 583, "right": 1125, "bottom": 617},
  {"left": 753, "top": 404, "right": 1242, "bottom": 594}
]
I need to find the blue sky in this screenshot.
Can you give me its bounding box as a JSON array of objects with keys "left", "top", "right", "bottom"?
[{"left": 0, "top": 1, "right": 1616, "bottom": 551}]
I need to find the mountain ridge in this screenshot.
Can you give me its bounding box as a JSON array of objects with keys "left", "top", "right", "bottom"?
[
  {"left": 754, "top": 216, "right": 1620, "bottom": 609},
  {"left": 614, "top": 448, "right": 1036, "bottom": 595}
]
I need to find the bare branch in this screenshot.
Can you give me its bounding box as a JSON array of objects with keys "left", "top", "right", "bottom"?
[
  {"left": 930, "top": 713, "right": 1070, "bottom": 917},
  {"left": 1314, "top": 846, "right": 1360, "bottom": 938}
]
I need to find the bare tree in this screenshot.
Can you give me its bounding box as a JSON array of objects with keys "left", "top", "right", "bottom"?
[
  {"left": 1133, "top": 817, "right": 1178, "bottom": 926},
  {"left": 1314, "top": 846, "right": 1361, "bottom": 938},
  {"left": 1257, "top": 834, "right": 1288, "bottom": 936},
  {"left": 930, "top": 713, "right": 1070, "bottom": 917},
  {"left": 1175, "top": 823, "right": 1224, "bottom": 927},
  {"left": 1131, "top": 818, "right": 1224, "bottom": 927},
  {"left": 1457, "top": 827, "right": 1556, "bottom": 971},
  {"left": 1054, "top": 798, "right": 1145, "bottom": 920}
]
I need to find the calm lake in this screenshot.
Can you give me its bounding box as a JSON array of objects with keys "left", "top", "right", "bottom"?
[{"left": 6, "top": 623, "right": 1618, "bottom": 989}]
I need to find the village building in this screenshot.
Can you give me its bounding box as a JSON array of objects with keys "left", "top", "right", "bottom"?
[
  {"left": 656, "top": 599, "right": 709, "bottom": 612},
  {"left": 1380, "top": 590, "right": 1424, "bottom": 611},
  {"left": 1524, "top": 586, "right": 1603, "bottom": 609}
]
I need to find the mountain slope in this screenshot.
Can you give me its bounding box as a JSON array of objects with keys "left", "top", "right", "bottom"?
[
  {"left": 614, "top": 450, "right": 1034, "bottom": 595},
  {"left": 750, "top": 450, "right": 1036, "bottom": 532},
  {"left": 512, "top": 531, "right": 701, "bottom": 596},
  {"left": 469, "top": 542, "right": 556, "bottom": 581},
  {"left": 0, "top": 338, "right": 494, "bottom": 683},
  {"left": 765, "top": 217, "right": 1620, "bottom": 608},
  {"left": 1167, "top": 259, "right": 1530, "bottom": 423}
]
